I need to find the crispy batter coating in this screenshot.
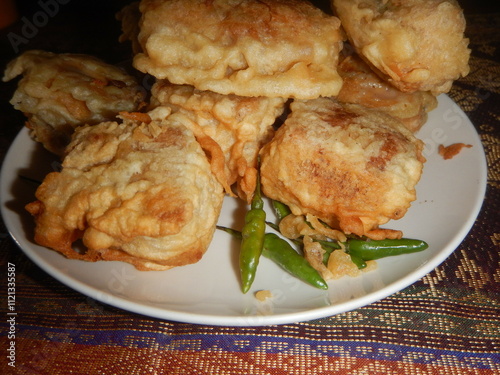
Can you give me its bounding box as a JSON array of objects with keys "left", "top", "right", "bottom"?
[
  {"left": 133, "top": 0, "right": 344, "bottom": 99},
  {"left": 3, "top": 50, "right": 146, "bottom": 156},
  {"left": 149, "top": 81, "right": 286, "bottom": 202},
  {"left": 25, "top": 117, "right": 224, "bottom": 271},
  {"left": 338, "top": 53, "right": 437, "bottom": 133},
  {"left": 260, "top": 98, "right": 425, "bottom": 239},
  {"left": 332, "top": 0, "right": 470, "bottom": 94}
]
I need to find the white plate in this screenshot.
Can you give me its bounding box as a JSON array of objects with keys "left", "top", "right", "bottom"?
[{"left": 0, "top": 95, "right": 487, "bottom": 326}]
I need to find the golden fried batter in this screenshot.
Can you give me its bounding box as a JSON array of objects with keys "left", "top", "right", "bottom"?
[
  {"left": 133, "top": 0, "right": 344, "bottom": 99},
  {"left": 332, "top": 0, "right": 470, "bottom": 94},
  {"left": 260, "top": 98, "right": 425, "bottom": 239},
  {"left": 116, "top": 2, "right": 142, "bottom": 55},
  {"left": 25, "top": 117, "right": 224, "bottom": 271},
  {"left": 3, "top": 50, "right": 146, "bottom": 156},
  {"left": 338, "top": 53, "right": 437, "bottom": 133},
  {"left": 149, "top": 81, "right": 286, "bottom": 202}
]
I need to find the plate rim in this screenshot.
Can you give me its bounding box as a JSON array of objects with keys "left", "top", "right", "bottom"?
[{"left": 0, "top": 94, "right": 488, "bottom": 326}]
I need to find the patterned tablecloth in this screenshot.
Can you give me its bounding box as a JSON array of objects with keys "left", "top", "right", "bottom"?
[{"left": 0, "top": 1, "right": 499, "bottom": 374}]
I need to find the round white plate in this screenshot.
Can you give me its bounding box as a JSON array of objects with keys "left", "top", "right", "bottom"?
[{"left": 0, "top": 95, "right": 487, "bottom": 326}]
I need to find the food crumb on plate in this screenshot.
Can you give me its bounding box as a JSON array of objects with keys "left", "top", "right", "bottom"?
[
  {"left": 438, "top": 143, "right": 472, "bottom": 160},
  {"left": 255, "top": 290, "right": 273, "bottom": 301}
]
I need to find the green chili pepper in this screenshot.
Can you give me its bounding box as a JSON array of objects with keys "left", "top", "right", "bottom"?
[
  {"left": 316, "top": 239, "right": 341, "bottom": 251},
  {"left": 317, "top": 240, "right": 341, "bottom": 266},
  {"left": 265, "top": 221, "right": 280, "bottom": 233},
  {"left": 272, "top": 200, "right": 292, "bottom": 222},
  {"left": 217, "top": 227, "right": 327, "bottom": 290},
  {"left": 265, "top": 220, "right": 305, "bottom": 248},
  {"left": 345, "top": 238, "right": 429, "bottom": 261},
  {"left": 19, "top": 174, "right": 42, "bottom": 187},
  {"left": 217, "top": 225, "right": 243, "bottom": 240},
  {"left": 262, "top": 233, "right": 328, "bottom": 290},
  {"left": 239, "top": 172, "right": 266, "bottom": 293},
  {"left": 315, "top": 239, "right": 367, "bottom": 269},
  {"left": 348, "top": 253, "right": 367, "bottom": 269}
]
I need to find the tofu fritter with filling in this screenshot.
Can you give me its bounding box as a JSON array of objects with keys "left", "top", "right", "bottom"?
[
  {"left": 260, "top": 98, "right": 425, "bottom": 240},
  {"left": 133, "top": 0, "right": 344, "bottom": 99},
  {"left": 25, "top": 117, "right": 225, "bottom": 271},
  {"left": 332, "top": 0, "right": 470, "bottom": 94},
  {"left": 149, "top": 80, "right": 286, "bottom": 202},
  {"left": 337, "top": 53, "right": 437, "bottom": 133},
  {"left": 3, "top": 50, "right": 146, "bottom": 156},
  {"left": 116, "top": 1, "right": 142, "bottom": 55}
]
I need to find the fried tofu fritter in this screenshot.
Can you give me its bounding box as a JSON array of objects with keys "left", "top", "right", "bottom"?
[
  {"left": 25, "top": 118, "right": 224, "bottom": 271},
  {"left": 133, "top": 0, "right": 344, "bottom": 99},
  {"left": 2, "top": 50, "right": 146, "bottom": 156},
  {"left": 149, "top": 81, "right": 286, "bottom": 202},
  {"left": 332, "top": 0, "right": 470, "bottom": 94},
  {"left": 260, "top": 98, "right": 425, "bottom": 240},
  {"left": 116, "top": 1, "right": 143, "bottom": 55},
  {"left": 338, "top": 53, "right": 437, "bottom": 133}
]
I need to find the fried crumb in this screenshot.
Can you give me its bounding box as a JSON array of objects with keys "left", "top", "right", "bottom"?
[
  {"left": 255, "top": 290, "right": 273, "bottom": 301},
  {"left": 438, "top": 143, "right": 472, "bottom": 160},
  {"left": 119, "top": 111, "right": 151, "bottom": 124}
]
